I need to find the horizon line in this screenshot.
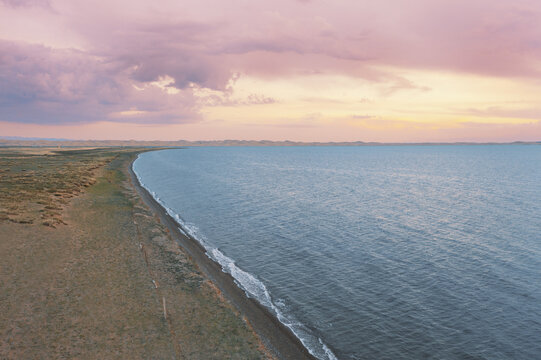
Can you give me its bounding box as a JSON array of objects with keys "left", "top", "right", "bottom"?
[{"left": 1, "top": 137, "right": 540, "bottom": 147}]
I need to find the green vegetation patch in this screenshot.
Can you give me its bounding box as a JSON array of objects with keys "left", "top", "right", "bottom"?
[{"left": 0, "top": 148, "right": 117, "bottom": 227}]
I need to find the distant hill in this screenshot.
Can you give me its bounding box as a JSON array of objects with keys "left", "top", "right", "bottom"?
[{"left": 0, "top": 138, "right": 539, "bottom": 147}]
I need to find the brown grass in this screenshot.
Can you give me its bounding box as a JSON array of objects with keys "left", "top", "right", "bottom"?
[
  {"left": 0, "top": 148, "right": 114, "bottom": 227},
  {"left": 0, "top": 147, "right": 271, "bottom": 359}
]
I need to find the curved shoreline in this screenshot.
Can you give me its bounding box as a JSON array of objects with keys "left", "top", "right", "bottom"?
[{"left": 128, "top": 155, "right": 318, "bottom": 360}]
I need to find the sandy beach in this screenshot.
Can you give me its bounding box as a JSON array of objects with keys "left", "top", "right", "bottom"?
[{"left": 0, "top": 147, "right": 308, "bottom": 359}]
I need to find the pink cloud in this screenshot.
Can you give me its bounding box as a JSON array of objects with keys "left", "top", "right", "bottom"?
[
  {"left": 0, "top": 0, "right": 50, "bottom": 7},
  {"left": 461, "top": 106, "right": 541, "bottom": 120},
  {"left": 0, "top": 40, "right": 199, "bottom": 124},
  {"left": 1, "top": 0, "right": 541, "bottom": 127}
]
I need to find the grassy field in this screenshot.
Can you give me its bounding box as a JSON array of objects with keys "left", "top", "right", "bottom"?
[{"left": 0, "top": 147, "right": 269, "bottom": 359}]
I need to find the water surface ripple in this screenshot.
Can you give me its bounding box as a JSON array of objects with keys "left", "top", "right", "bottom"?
[{"left": 133, "top": 145, "right": 541, "bottom": 360}]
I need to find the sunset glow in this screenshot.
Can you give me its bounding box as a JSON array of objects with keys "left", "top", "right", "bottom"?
[{"left": 1, "top": 0, "right": 541, "bottom": 142}]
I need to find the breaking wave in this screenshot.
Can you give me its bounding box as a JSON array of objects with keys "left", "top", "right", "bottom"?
[{"left": 133, "top": 157, "right": 337, "bottom": 360}]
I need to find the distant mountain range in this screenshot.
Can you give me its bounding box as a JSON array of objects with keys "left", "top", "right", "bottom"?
[{"left": 0, "top": 137, "right": 539, "bottom": 147}]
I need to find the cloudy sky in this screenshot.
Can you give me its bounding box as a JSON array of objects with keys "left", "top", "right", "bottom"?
[{"left": 1, "top": 0, "right": 541, "bottom": 141}]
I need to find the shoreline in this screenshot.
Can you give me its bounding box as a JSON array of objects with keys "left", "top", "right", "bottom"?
[
  {"left": 128, "top": 154, "right": 318, "bottom": 360},
  {"left": 1, "top": 147, "right": 278, "bottom": 358}
]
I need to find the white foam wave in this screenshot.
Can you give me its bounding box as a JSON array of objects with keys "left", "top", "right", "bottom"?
[
  {"left": 132, "top": 156, "right": 337, "bottom": 360},
  {"left": 205, "top": 247, "right": 337, "bottom": 359},
  {"left": 320, "top": 338, "right": 339, "bottom": 360},
  {"left": 209, "top": 248, "right": 274, "bottom": 308}
]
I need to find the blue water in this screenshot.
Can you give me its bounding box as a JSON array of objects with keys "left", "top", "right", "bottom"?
[{"left": 133, "top": 145, "right": 541, "bottom": 360}]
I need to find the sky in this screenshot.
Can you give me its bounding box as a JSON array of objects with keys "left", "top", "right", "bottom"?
[{"left": 1, "top": 0, "right": 541, "bottom": 142}]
